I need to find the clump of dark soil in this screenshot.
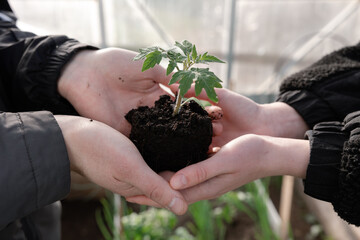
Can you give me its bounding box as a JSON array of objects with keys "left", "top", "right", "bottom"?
[{"left": 125, "top": 95, "right": 212, "bottom": 172}]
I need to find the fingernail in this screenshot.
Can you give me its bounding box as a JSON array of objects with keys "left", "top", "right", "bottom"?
[
  {"left": 168, "top": 197, "right": 187, "bottom": 215},
  {"left": 171, "top": 174, "right": 187, "bottom": 189}
]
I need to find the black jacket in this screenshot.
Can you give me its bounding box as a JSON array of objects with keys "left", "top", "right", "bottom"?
[
  {"left": 277, "top": 42, "right": 360, "bottom": 225},
  {"left": 0, "top": 3, "right": 95, "bottom": 239}
]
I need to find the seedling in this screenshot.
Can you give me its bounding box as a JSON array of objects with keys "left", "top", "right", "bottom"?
[{"left": 134, "top": 40, "right": 224, "bottom": 115}]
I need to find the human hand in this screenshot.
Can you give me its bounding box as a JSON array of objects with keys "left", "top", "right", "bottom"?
[
  {"left": 55, "top": 115, "right": 187, "bottom": 215},
  {"left": 170, "top": 134, "right": 310, "bottom": 203},
  {"left": 174, "top": 87, "right": 309, "bottom": 147},
  {"left": 127, "top": 134, "right": 309, "bottom": 205},
  {"left": 58, "top": 48, "right": 171, "bottom": 136}
]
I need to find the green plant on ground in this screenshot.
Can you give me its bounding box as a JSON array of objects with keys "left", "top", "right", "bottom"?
[
  {"left": 96, "top": 194, "right": 194, "bottom": 240},
  {"left": 96, "top": 180, "right": 289, "bottom": 240},
  {"left": 187, "top": 180, "right": 279, "bottom": 240},
  {"left": 121, "top": 208, "right": 194, "bottom": 240},
  {"left": 245, "top": 180, "right": 280, "bottom": 240},
  {"left": 188, "top": 200, "right": 215, "bottom": 240},
  {"left": 134, "top": 40, "right": 224, "bottom": 115},
  {"left": 95, "top": 194, "right": 121, "bottom": 240}
]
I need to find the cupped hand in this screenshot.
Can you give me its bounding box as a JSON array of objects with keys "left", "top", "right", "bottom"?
[
  {"left": 127, "top": 134, "right": 310, "bottom": 205},
  {"left": 171, "top": 134, "right": 310, "bottom": 203},
  {"left": 58, "top": 48, "right": 172, "bottom": 136},
  {"left": 173, "top": 86, "right": 309, "bottom": 147},
  {"left": 55, "top": 115, "right": 187, "bottom": 215}
]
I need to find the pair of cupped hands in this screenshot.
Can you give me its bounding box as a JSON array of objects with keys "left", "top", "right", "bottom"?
[{"left": 57, "top": 48, "right": 310, "bottom": 215}]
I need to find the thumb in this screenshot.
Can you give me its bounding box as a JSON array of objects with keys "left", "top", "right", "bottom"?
[{"left": 170, "top": 155, "right": 222, "bottom": 190}]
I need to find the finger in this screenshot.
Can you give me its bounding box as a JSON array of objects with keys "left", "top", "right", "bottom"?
[
  {"left": 116, "top": 184, "right": 144, "bottom": 197},
  {"left": 212, "top": 122, "right": 223, "bottom": 136},
  {"left": 153, "top": 65, "right": 172, "bottom": 86},
  {"left": 168, "top": 83, "right": 179, "bottom": 94},
  {"left": 159, "top": 171, "right": 175, "bottom": 182},
  {"left": 180, "top": 174, "right": 234, "bottom": 204},
  {"left": 206, "top": 106, "right": 223, "bottom": 120},
  {"left": 126, "top": 195, "right": 162, "bottom": 208},
  {"left": 170, "top": 155, "right": 225, "bottom": 190},
  {"left": 207, "top": 146, "right": 221, "bottom": 155},
  {"left": 212, "top": 147, "right": 221, "bottom": 153},
  {"left": 130, "top": 167, "right": 188, "bottom": 215}
]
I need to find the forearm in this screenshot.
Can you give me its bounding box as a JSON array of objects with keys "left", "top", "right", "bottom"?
[
  {"left": 259, "top": 102, "right": 309, "bottom": 139},
  {"left": 57, "top": 50, "right": 95, "bottom": 102},
  {"left": 260, "top": 135, "right": 310, "bottom": 179}
]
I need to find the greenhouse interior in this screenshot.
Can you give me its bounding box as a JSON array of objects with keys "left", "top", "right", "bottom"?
[{"left": 6, "top": 0, "right": 360, "bottom": 239}]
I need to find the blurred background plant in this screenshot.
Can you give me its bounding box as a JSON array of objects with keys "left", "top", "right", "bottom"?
[{"left": 95, "top": 180, "right": 301, "bottom": 240}]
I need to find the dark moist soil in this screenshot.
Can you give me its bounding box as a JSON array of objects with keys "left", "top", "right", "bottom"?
[{"left": 125, "top": 95, "right": 213, "bottom": 172}]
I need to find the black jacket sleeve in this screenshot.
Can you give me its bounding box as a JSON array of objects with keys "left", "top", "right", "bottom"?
[
  {"left": 305, "top": 113, "right": 360, "bottom": 226},
  {"left": 0, "top": 5, "right": 96, "bottom": 231},
  {"left": 277, "top": 42, "right": 360, "bottom": 128},
  {"left": 276, "top": 43, "right": 360, "bottom": 225},
  {"left": 0, "top": 111, "right": 70, "bottom": 230},
  {"left": 0, "top": 9, "right": 97, "bottom": 114}
]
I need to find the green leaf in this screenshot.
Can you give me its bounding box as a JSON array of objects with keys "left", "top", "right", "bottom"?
[
  {"left": 169, "top": 70, "right": 196, "bottom": 97},
  {"left": 191, "top": 45, "right": 198, "bottom": 61},
  {"left": 133, "top": 52, "right": 147, "bottom": 61},
  {"left": 181, "top": 97, "right": 205, "bottom": 109},
  {"left": 166, "top": 60, "right": 177, "bottom": 75},
  {"left": 199, "top": 52, "right": 225, "bottom": 63},
  {"left": 169, "top": 71, "right": 182, "bottom": 85},
  {"left": 133, "top": 46, "right": 161, "bottom": 61},
  {"left": 191, "top": 68, "right": 222, "bottom": 102},
  {"left": 100, "top": 198, "right": 115, "bottom": 231},
  {"left": 167, "top": 49, "right": 187, "bottom": 63},
  {"left": 175, "top": 40, "right": 193, "bottom": 55},
  {"left": 142, "top": 50, "right": 162, "bottom": 71},
  {"left": 95, "top": 209, "right": 113, "bottom": 240}
]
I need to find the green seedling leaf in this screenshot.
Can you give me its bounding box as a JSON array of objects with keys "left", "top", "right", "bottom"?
[
  {"left": 167, "top": 60, "right": 177, "bottom": 75},
  {"left": 191, "top": 45, "right": 198, "bottom": 61},
  {"left": 181, "top": 97, "right": 205, "bottom": 109},
  {"left": 199, "top": 52, "right": 225, "bottom": 63},
  {"left": 134, "top": 40, "right": 225, "bottom": 115},
  {"left": 133, "top": 52, "right": 147, "bottom": 61},
  {"left": 191, "top": 68, "right": 222, "bottom": 103},
  {"left": 175, "top": 40, "right": 193, "bottom": 55},
  {"left": 142, "top": 50, "right": 162, "bottom": 71},
  {"left": 133, "top": 46, "right": 161, "bottom": 61},
  {"left": 167, "top": 49, "right": 187, "bottom": 64},
  {"left": 169, "top": 70, "right": 196, "bottom": 97}
]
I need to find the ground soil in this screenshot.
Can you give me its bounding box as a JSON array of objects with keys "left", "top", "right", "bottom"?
[{"left": 125, "top": 95, "right": 213, "bottom": 172}]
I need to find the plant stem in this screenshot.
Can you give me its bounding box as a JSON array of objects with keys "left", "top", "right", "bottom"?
[
  {"left": 172, "top": 54, "right": 193, "bottom": 116},
  {"left": 172, "top": 93, "right": 183, "bottom": 116}
]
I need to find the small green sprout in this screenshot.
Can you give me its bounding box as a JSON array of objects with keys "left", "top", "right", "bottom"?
[{"left": 134, "top": 40, "right": 225, "bottom": 116}]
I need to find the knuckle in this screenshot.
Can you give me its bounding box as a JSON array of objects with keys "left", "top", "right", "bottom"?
[
  {"left": 149, "top": 185, "right": 163, "bottom": 202},
  {"left": 195, "top": 165, "right": 208, "bottom": 183}
]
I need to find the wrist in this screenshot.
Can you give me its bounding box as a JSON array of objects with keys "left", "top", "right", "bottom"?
[
  {"left": 260, "top": 102, "right": 309, "bottom": 138},
  {"left": 262, "top": 135, "right": 310, "bottom": 179},
  {"left": 54, "top": 115, "right": 84, "bottom": 173},
  {"left": 57, "top": 49, "right": 96, "bottom": 101}
]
